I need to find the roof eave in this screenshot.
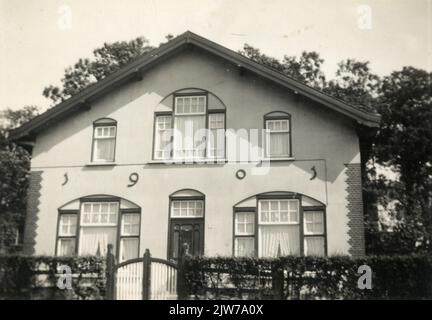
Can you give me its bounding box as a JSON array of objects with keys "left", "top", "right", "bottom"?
[{"left": 9, "top": 31, "right": 381, "bottom": 141}]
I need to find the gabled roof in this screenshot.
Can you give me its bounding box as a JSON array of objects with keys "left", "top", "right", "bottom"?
[{"left": 10, "top": 31, "right": 380, "bottom": 141}]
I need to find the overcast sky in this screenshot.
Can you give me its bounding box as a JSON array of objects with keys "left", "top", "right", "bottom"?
[{"left": 1, "top": 0, "right": 430, "bottom": 112}]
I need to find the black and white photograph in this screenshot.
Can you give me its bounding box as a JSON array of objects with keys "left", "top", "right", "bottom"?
[{"left": 0, "top": 0, "right": 431, "bottom": 307}]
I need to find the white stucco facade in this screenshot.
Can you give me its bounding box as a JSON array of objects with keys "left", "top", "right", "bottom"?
[{"left": 26, "top": 48, "right": 363, "bottom": 259}]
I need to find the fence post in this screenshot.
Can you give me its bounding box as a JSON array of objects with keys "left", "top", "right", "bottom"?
[
  {"left": 105, "top": 244, "right": 115, "bottom": 300},
  {"left": 142, "top": 249, "right": 151, "bottom": 300},
  {"left": 177, "top": 243, "right": 190, "bottom": 300},
  {"left": 272, "top": 263, "right": 284, "bottom": 300}
]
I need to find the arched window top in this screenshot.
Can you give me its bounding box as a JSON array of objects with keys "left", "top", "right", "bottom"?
[
  {"left": 233, "top": 191, "right": 325, "bottom": 208},
  {"left": 264, "top": 111, "right": 291, "bottom": 119},
  {"left": 155, "top": 88, "right": 227, "bottom": 113},
  {"left": 93, "top": 117, "right": 117, "bottom": 125},
  {"left": 169, "top": 189, "right": 205, "bottom": 199},
  {"left": 56, "top": 195, "right": 141, "bottom": 261},
  {"left": 58, "top": 194, "right": 140, "bottom": 211},
  {"left": 153, "top": 89, "right": 227, "bottom": 161},
  {"left": 233, "top": 191, "right": 327, "bottom": 258}
]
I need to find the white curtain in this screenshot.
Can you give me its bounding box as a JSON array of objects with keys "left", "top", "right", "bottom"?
[
  {"left": 208, "top": 128, "right": 225, "bottom": 158},
  {"left": 174, "top": 115, "right": 206, "bottom": 158},
  {"left": 57, "top": 239, "right": 75, "bottom": 256},
  {"left": 259, "top": 225, "right": 300, "bottom": 257},
  {"left": 235, "top": 238, "right": 255, "bottom": 257},
  {"left": 269, "top": 132, "right": 289, "bottom": 157},
  {"left": 120, "top": 238, "right": 139, "bottom": 262},
  {"left": 304, "top": 237, "right": 325, "bottom": 256},
  {"left": 94, "top": 138, "right": 115, "bottom": 161},
  {"left": 79, "top": 227, "right": 117, "bottom": 256}
]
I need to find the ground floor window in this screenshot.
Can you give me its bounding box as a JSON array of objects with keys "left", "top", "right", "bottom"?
[
  {"left": 234, "top": 196, "right": 326, "bottom": 257},
  {"left": 57, "top": 213, "right": 77, "bottom": 256},
  {"left": 56, "top": 197, "right": 141, "bottom": 262},
  {"left": 303, "top": 209, "right": 325, "bottom": 256},
  {"left": 234, "top": 211, "right": 255, "bottom": 257}
]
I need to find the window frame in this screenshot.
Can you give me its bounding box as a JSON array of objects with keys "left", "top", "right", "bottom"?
[
  {"left": 170, "top": 199, "right": 204, "bottom": 218},
  {"left": 153, "top": 111, "right": 174, "bottom": 160},
  {"left": 55, "top": 198, "right": 141, "bottom": 260},
  {"left": 80, "top": 201, "right": 119, "bottom": 227},
  {"left": 207, "top": 110, "right": 226, "bottom": 160},
  {"left": 91, "top": 118, "right": 117, "bottom": 163},
  {"left": 263, "top": 113, "right": 292, "bottom": 159},
  {"left": 173, "top": 92, "right": 208, "bottom": 160},
  {"left": 232, "top": 195, "right": 327, "bottom": 257},
  {"left": 302, "top": 206, "right": 327, "bottom": 256},
  {"left": 55, "top": 209, "right": 79, "bottom": 256},
  {"left": 233, "top": 208, "right": 256, "bottom": 257},
  {"left": 152, "top": 92, "right": 226, "bottom": 161},
  {"left": 119, "top": 211, "right": 141, "bottom": 262},
  {"left": 258, "top": 199, "right": 300, "bottom": 225}
]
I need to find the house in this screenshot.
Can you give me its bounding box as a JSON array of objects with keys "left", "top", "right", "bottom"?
[{"left": 10, "top": 31, "right": 380, "bottom": 263}]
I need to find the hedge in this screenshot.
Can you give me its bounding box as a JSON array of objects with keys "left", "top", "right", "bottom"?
[
  {"left": 182, "top": 255, "right": 432, "bottom": 300},
  {"left": 2, "top": 254, "right": 431, "bottom": 300},
  {"left": 0, "top": 255, "right": 106, "bottom": 300}
]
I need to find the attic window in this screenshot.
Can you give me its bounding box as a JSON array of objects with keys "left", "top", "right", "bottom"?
[
  {"left": 153, "top": 93, "right": 226, "bottom": 161},
  {"left": 92, "top": 118, "right": 117, "bottom": 162},
  {"left": 264, "top": 112, "right": 292, "bottom": 159}
]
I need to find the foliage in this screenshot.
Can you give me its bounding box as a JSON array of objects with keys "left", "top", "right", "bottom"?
[
  {"left": 373, "top": 68, "right": 432, "bottom": 250},
  {"left": 183, "top": 255, "right": 432, "bottom": 300},
  {"left": 323, "top": 59, "right": 380, "bottom": 112},
  {"left": 239, "top": 44, "right": 432, "bottom": 254},
  {"left": 0, "top": 255, "right": 106, "bottom": 300},
  {"left": 0, "top": 106, "right": 39, "bottom": 254},
  {"left": 239, "top": 45, "right": 326, "bottom": 89},
  {"left": 43, "top": 37, "right": 155, "bottom": 104}
]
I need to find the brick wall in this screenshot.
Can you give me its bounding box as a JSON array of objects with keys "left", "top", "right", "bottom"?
[
  {"left": 22, "top": 171, "right": 43, "bottom": 255},
  {"left": 345, "top": 163, "right": 365, "bottom": 257}
]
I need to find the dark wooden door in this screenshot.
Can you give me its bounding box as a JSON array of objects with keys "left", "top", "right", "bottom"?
[{"left": 169, "top": 219, "right": 203, "bottom": 260}]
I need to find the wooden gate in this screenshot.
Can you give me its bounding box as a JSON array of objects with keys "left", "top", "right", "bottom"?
[{"left": 106, "top": 245, "right": 186, "bottom": 300}]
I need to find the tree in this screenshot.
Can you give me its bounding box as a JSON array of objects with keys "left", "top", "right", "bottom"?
[
  {"left": 0, "top": 106, "right": 39, "bottom": 253},
  {"left": 1, "top": 36, "right": 159, "bottom": 253},
  {"left": 372, "top": 67, "right": 432, "bottom": 252},
  {"left": 323, "top": 59, "right": 380, "bottom": 112},
  {"left": 239, "top": 45, "right": 432, "bottom": 253},
  {"left": 43, "top": 37, "right": 155, "bottom": 104}
]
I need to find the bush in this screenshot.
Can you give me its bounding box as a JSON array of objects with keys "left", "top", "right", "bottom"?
[
  {"left": 182, "top": 255, "right": 432, "bottom": 300},
  {"left": 0, "top": 255, "right": 106, "bottom": 300}
]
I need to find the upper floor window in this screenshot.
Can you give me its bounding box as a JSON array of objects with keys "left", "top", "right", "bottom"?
[
  {"left": 264, "top": 112, "right": 291, "bottom": 159},
  {"left": 173, "top": 95, "right": 207, "bottom": 159},
  {"left": 153, "top": 93, "right": 226, "bottom": 161},
  {"left": 92, "top": 118, "right": 117, "bottom": 162}
]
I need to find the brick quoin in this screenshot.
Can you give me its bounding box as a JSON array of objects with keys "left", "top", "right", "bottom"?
[
  {"left": 345, "top": 163, "right": 366, "bottom": 257},
  {"left": 22, "top": 171, "right": 43, "bottom": 255}
]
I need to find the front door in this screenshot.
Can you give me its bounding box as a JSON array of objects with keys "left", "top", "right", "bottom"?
[{"left": 169, "top": 219, "right": 203, "bottom": 260}]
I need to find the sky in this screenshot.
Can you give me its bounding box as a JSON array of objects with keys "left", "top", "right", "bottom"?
[{"left": 0, "top": 0, "right": 430, "bottom": 112}]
